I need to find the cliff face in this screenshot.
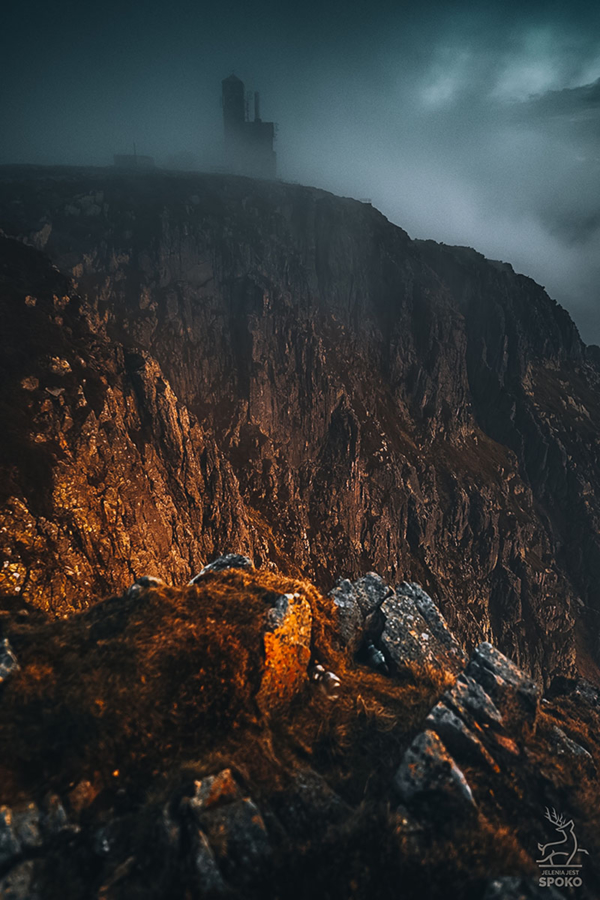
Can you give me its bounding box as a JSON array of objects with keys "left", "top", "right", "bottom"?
[{"left": 1, "top": 166, "right": 599, "bottom": 682}]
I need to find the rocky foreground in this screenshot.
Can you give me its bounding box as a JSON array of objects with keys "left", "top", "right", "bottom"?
[{"left": 0, "top": 557, "right": 598, "bottom": 899}]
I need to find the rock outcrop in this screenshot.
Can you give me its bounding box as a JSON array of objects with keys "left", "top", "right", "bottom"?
[
  {"left": 0, "top": 568, "right": 598, "bottom": 899},
  {"left": 1, "top": 167, "right": 600, "bottom": 684}
]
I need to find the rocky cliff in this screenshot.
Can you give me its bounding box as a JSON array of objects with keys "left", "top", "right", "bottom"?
[
  {"left": 0, "top": 561, "right": 598, "bottom": 899},
  {"left": 1, "top": 166, "right": 600, "bottom": 683}
]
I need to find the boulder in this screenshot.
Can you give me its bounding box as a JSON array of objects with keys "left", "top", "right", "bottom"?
[
  {"left": 0, "top": 860, "right": 39, "bottom": 900},
  {"left": 0, "top": 807, "right": 20, "bottom": 869},
  {"left": 0, "top": 803, "right": 42, "bottom": 869},
  {"left": 379, "top": 584, "right": 466, "bottom": 674},
  {"left": 270, "top": 768, "right": 350, "bottom": 841},
  {"left": 394, "top": 729, "right": 476, "bottom": 818},
  {"left": 329, "top": 579, "right": 363, "bottom": 649},
  {"left": 199, "top": 798, "right": 271, "bottom": 886},
  {"left": 352, "top": 573, "right": 391, "bottom": 618},
  {"left": 183, "top": 769, "right": 271, "bottom": 889},
  {"left": 547, "top": 725, "right": 592, "bottom": 761},
  {"left": 188, "top": 829, "right": 227, "bottom": 897},
  {"left": 187, "top": 770, "right": 242, "bottom": 813},
  {"left": 190, "top": 555, "right": 253, "bottom": 583},
  {"left": 426, "top": 702, "right": 498, "bottom": 769},
  {"left": 329, "top": 572, "right": 390, "bottom": 652},
  {"left": 465, "top": 643, "right": 541, "bottom": 725},
  {"left": 444, "top": 673, "right": 504, "bottom": 730}
]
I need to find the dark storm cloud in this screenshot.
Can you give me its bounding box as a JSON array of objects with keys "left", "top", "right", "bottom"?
[{"left": 1, "top": 0, "right": 599, "bottom": 340}]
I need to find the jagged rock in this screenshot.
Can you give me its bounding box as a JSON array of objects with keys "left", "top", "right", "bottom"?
[
  {"left": 466, "top": 643, "right": 541, "bottom": 725},
  {"left": 0, "top": 638, "right": 19, "bottom": 685},
  {"left": 398, "top": 583, "right": 462, "bottom": 651},
  {"left": 352, "top": 573, "right": 391, "bottom": 618},
  {"left": 379, "top": 585, "right": 466, "bottom": 674},
  {"left": 270, "top": 769, "right": 350, "bottom": 841},
  {"left": 393, "top": 729, "right": 476, "bottom": 817},
  {"left": 188, "top": 829, "right": 228, "bottom": 896},
  {"left": 190, "top": 555, "right": 254, "bottom": 583},
  {"left": 11, "top": 803, "right": 42, "bottom": 853},
  {"left": 40, "top": 794, "right": 69, "bottom": 838},
  {"left": 67, "top": 780, "right": 100, "bottom": 816},
  {"left": 444, "top": 673, "right": 504, "bottom": 730},
  {"left": 547, "top": 725, "right": 593, "bottom": 760},
  {"left": 182, "top": 769, "right": 271, "bottom": 892},
  {"left": 329, "top": 579, "right": 363, "bottom": 649},
  {"left": 187, "top": 770, "right": 242, "bottom": 813},
  {"left": 426, "top": 702, "right": 498, "bottom": 769},
  {"left": 0, "top": 806, "right": 20, "bottom": 868},
  {"left": 200, "top": 798, "right": 271, "bottom": 886},
  {"left": 330, "top": 573, "right": 391, "bottom": 652},
  {"left": 183, "top": 770, "right": 270, "bottom": 888},
  {"left": 256, "top": 592, "right": 312, "bottom": 713},
  {"left": 0, "top": 860, "right": 40, "bottom": 900},
  {"left": 0, "top": 803, "right": 42, "bottom": 869}
]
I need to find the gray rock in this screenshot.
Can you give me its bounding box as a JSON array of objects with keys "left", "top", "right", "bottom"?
[
  {"left": 0, "top": 807, "right": 20, "bottom": 868},
  {"left": 0, "top": 860, "right": 39, "bottom": 900},
  {"left": 189, "top": 829, "right": 228, "bottom": 896},
  {"left": 398, "top": 582, "right": 462, "bottom": 652},
  {"left": 353, "top": 573, "right": 391, "bottom": 617},
  {"left": 11, "top": 803, "right": 42, "bottom": 853},
  {"left": 270, "top": 768, "right": 350, "bottom": 841},
  {"left": 329, "top": 579, "right": 363, "bottom": 649},
  {"left": 0, "top": 802, "right": 42, "bottom": 869},
  {"left": 182, "top": 769, "right": 270, "bottom": 887},
  {"left": 40, "top": 794, "right": 69, "bottom": 838},
  {"left": 394, "top": 729, "right": 476, "bottom": 817},
  {"left": 548, "top": 725, "right": 592, "bottom": 760},
  {"left": 379, "top": 587, "right": 466, "bottom": 674},
  {"left": 445, "top": 673, "right": 504, "bottom": 730},
  {"left": 201, "top": 799, "right": 271, "bottom": 886},
  {"left": 189, "top": 554, "right": 253, "bottom": 583},
  {"left": 426, "top": 702, "right": 497, "bottom": 768},
  {"left": 330, "top": 573, "right": 392, "bottom": 652},
  {"left": 466, "top": 643, "right": 541, "bottom": 724},
  {"left": 187, "top": 770, "right": 242, "bottom": 815},
  {"left": 0, "top": 638, "right": 19, "bottom": 685}
]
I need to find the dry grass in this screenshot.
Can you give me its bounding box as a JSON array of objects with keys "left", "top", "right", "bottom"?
[{"left": 2, "top": 568, "right": 598, "bottom": 899}]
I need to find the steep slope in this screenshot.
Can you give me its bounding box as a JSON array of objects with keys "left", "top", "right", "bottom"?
[{"left": 0, "top": 166, "right": 599, "bottom": 682}]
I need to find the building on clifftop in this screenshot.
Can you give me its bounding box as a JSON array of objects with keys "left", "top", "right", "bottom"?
[{"left": 222, "top": 75, "right": 277, "bottom": 179}]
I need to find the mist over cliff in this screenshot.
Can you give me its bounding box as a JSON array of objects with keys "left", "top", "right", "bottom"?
[{"left": 1, "top": 166, "right": 599, "bottom": 686}]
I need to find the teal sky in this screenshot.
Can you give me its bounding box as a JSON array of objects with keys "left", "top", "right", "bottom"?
[{"left": 1, "top": 0, "right": 600, "bottom": 341}]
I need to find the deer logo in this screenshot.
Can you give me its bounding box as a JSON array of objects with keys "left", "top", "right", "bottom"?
[{"left": 537, "top": 808, "right": 589, "bottom": 868}]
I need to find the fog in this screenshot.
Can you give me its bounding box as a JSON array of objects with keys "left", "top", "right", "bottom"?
[{"left": 1, "top": 0, "right": 599, "bottom": 342}]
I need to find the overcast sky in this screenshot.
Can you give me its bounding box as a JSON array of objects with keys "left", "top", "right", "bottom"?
[{"left": 1, "top": 0, "right": 599, "bottom": 342}]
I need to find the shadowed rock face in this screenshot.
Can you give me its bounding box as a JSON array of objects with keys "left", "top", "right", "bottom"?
[{"left": 1, "top": 166, "right": 600, "bottom": 681}]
